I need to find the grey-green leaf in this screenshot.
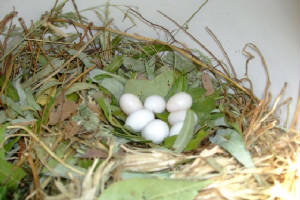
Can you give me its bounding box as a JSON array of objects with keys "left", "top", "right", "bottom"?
[
  {"left": 68, "top": 49, "right": 94, "bottom": 68},
  {"left": 104, "top": 56, "right": 123, "bottom": 73},
  {"left": 123, "top": 57, "right": 145, "bottom": 72},
  {"left": 98, "top": 178, "right": 211, "bottom": 200},
  {"left": 124, "top": 70, "right": 174, "bottom": 101},
  {"left": 164, "top": 52, "right": 195, "bottom": 73},
  {"left": 65, "top": 83, "right": 98, "bottom": 95},
  {"left": 173, "top": 109, "right": 197, "bottom": 153},
  {"left": 100, "top": 78, "right": 124, "bottom": 100},
  {"left": 209, "top": 128, "right": 255, "bottom": 168}
]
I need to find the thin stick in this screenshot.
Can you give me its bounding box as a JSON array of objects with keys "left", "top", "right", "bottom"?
[
  {"left": 65, "top": 65, "right": 97, "bottom": 90},
  {"left": 242, "top": 43, "right": 271, "bottom": 101},
  {"left": 27, "top": 153, "right": 43, "bottom": 200},
  {"left": 7, "top": 125, "right": 85, "bottom": 176},
  {"left": 157, "top": 10, "right": 233, "bottom": 78},
  {"left": 290, "top": 84, "right": 300, "bottom": 131},
  {"left": 206, "top": 27, "right": 237, "bottom": 78}
]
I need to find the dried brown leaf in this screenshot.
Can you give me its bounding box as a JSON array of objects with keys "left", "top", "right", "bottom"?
[
  {"left": 63, "top": 120, "right": 80, "bottom": 139},
  {"left": 49, "top": 95, "right": 78, "bottom": 125},
  {"left": 202, "top": 72, "right": 215, "bottom": 96},
  {"left": 82, "top": 148, "right": 108, "bottom": 159}
]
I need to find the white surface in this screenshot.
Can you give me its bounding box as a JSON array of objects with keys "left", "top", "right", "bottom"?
[{"left": 1, "top": 0, "right": 299, "bottom": 125}]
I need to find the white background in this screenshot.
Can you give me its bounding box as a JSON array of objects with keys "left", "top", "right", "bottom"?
[{"left": 0, "top": 0, "right": 299, "bottom": 126}]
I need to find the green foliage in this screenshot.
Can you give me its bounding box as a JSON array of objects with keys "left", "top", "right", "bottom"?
[
  {"left": 0, "top": 75, "right": 19, "bottom": 102},
  {"left": 164, "top": 52, "right": 196, "bottom": 73},
  {"left": 184, "top": 130, "right": 209, "bottom": 151},
  {"left": 142, "top": 43, "right": 172, "bottom": 57},
  {"left": 0, "top": 126, "right": 26, "bottom": 190},
  {"left": 99, "top": 78, "right": 124, "bottom": 100},
  {"left": 173, "top": 109, "right": 197, "bottom": 153},
  {"left": 98, "top": 178, "right": 211, "bottom": 200},
  {"left": 104, "top": 56, "right": 123, "bottom": 73},
  {"left": 124, "top": 70, "right": 174, "bottom": 101},
  {"left": 166, "top": 75, "right": 188, "bottom": 99},
  {"left": 209, "top": 128, "right": 255, "bottom": 168}
]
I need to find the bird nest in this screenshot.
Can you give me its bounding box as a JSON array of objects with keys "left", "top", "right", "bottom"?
[{"left": 0, "top": 1, "right": 299, "bottom": 200}]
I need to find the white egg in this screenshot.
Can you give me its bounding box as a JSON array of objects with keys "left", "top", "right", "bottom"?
[
  {"left": 166, "top": 92, "right": 192, "bottom": 112},
  {"left": 168, "top": 110, "right": 198, "bottom": 125},
  {"left": 169, "top": 122, "right": 184, "bottom": 136},
  {"left": 144, "top": 95, "right": 166, "bottom": 113},
  {"left": 125, "top": 109, "right": 154, "bottom": 132},
  {"left": 142, "top": 119, "right": 169, "bottom": 144},
  {"left": 168, "top": 110, "right": 187, "bottom": 125},
  {"left": 119, "top": 93, "right": 143, "bottom": 115}
]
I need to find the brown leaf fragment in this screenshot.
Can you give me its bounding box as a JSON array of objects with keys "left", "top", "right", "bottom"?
[
  {"left": 49, "top": 95, "right": 78, "bottom": 125},
  {"left": 202, "top": 72, "right": 215, "bottom": 96},
  {"left": 82, "top": 148, "right": 107, "bottom": 159},
  {"left": 63, "top": 120, "right": 80, "bottom": 139}
]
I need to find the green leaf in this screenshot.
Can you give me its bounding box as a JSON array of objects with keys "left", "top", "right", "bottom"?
[
  {"left": 98, "top": 178, "right": 211, "bottom": 200},
  {"left": 88, "top": 68, "right": 126, "bottom": 83},
  {"left": 173, "top": 109, "right": 197, "bottom": 153},
  {"left": 0, "top": 111, "right": 6, "bottom": 124},
  {"left": 123, "top": 57, "right": 145, "bottom": 72},
  {"left": 124, "top": 70, "right": 174, "bottom": 101},
  {"left": 145, "top": 56, "right": 156, "bottom": 80},
  {"left": 185, "top": 130, "right": 209, "bottom": 151},
  {"left": 121, "top": 172, "right": 170, "bottom": 180},
  {"left": 164, "top": 52, "right": 195, "bottom": 73},
  {"left": 65, "top": 82, "right": 98, "bottom": 95},
  {"left": 99, "top": 78, "right": 124, "bottom": 100},
  {"left": 142, "top": 44, "right": 172, "bottom": 57},
  {"left": 35, "top": 79, "right": 61, "bottom": 98},
  {"left": 0, "top": 186, "right": 7, "bottom": 200},
  {"left": 209, "top": 128, "right": 255, "bottom": 168},
  {"left": 68, "top": 49, "right": 94, "bottom": 68},
  {"left": 190, "top": 90, "right": 218, "bottom": 122},
  {"left": 38, "top": 55, "right": 48, "bottom": 66},
  {"left": 0, "top": 126, "right": 26, "bottom": 190},
  {"left": 163, "top": 135, "right": 177, "bottom": 148},
  {"left": 25, "top": 88, "right": 41, "bottom": 111},
  {"left": 66, "top": 93, "right": 79, "bottom": 102},
  {"left": 155, "top": 111, "right": 169, "bottom": 122},
  {"left": 104, "top": 56, "right": 123, "bottom": 73},
  {"left": 111, "top": 35, "right": 122, "bottom": 49},
  {"left": 97, "top": 98, "right": 111, "bottom": 121},
  {"left": 1, "top": 96, "right": 23, "bottom": 116},
  {"left": 166, "top": 75, "right": 188, "bottom": 99},
  {"left": 0, "top": 75, "right": 19, "bottom": 102}
]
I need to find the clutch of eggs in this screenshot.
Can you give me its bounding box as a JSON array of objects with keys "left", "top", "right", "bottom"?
[{"left": 120, "top": 92, "right": 194, "bottom": 144}]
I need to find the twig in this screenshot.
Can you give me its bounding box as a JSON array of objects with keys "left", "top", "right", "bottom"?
[
  {"left": 290, "top": 84, "right": 300, "bottom": 132},
  {"left": 7, "top": 125, "right": 85, "bottom": 176},
  {"left": 172, "top": 0, "right": 208, "bottom": 36},
  {"left": 206, "top": 27, "right": 237, "bottom": 78},
  {"left": 65, "top": 65, "right": 97, "bottom": 90},
  {"left": 26, "top": 153, "right": 43, "bottom": 200},
  {"left": 0, "top": 22, "right": 42, "bottom": 62},
  {"left": 157, "top": 10, "right": 233, "bottom": 78},
  {"left": 18, "top": 17, "right": 33, "bottom": 52},
  {"left": 242, "top": 43, "right": 271, "bottom": 101}
]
